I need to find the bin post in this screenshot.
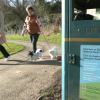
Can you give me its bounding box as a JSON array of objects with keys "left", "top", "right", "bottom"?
[{"left": 62, "top": 0, "right": 69, "bottom": 100}]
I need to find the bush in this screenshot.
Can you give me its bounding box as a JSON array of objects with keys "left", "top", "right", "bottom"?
[{"left": 53, "top": 27, "right": 59, "bottom": 33}]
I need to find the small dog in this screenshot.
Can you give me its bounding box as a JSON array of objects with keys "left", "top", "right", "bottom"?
[
  {"left": 49, "top": 46, "right": 58, "bottom": 59},
  {"left": 36, "top": 49, "right": 42, "bottom": 53},
  {"left": 28, "top": 49, "right": 43, "bottom": 61}
]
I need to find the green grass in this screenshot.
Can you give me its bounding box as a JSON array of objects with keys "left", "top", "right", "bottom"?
[
  {"left": 6, "top": 33, "right": 61, "bottom": 45},
  {"left": 0, "top": 42, "right": 24, "bottom": 59},
  {"left": 39, "top": 92, "right": 50, "bottom": 100},
  {"left": 42, "top": 92, "right": 50, "bottom": 97},
  {"left": 80, "top": 83, "right": 100, "bottom": 100}
]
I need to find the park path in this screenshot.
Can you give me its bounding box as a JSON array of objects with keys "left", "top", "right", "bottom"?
[{"left": 0, "top": 40, "right": 61, "bottom": 100}]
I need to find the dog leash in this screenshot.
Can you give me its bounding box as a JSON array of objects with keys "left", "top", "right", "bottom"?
[
  {"left": 0, "top": 22, "right": 51, "bottom": 58},
  {"left": 37, "top": 22, "right": 51, "bottom": 49},
  {"left": 0, "top": 37, "right": 28, "bottom": 58}
]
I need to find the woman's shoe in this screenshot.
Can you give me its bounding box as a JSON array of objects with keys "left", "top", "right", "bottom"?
[{"left": 5, "top": 56, "right": 11, "bottom": 61}]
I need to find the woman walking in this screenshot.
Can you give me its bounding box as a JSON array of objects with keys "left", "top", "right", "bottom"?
[
  {"left": 22, "top": 6, "right": 41, "bottom": 53},
  {"left": 0, "top": 11, "right": 11, "bottom": 61}
]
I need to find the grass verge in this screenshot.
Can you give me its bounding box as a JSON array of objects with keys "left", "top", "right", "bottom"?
[
  {"left": 38, "top": 80, "right": 61, "bottom": 100},
  {"left": 6, "top": 33, "right": 61, "bottom": 45},
  {"left": 0, "top": 42, "right": 24, "bottom": 59}
]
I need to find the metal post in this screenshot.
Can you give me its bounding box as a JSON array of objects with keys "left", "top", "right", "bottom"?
[{"left": 62, "top": 0, "right": 69, "bottom": 100}]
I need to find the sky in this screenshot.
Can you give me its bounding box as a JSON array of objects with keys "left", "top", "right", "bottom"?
[{"left": 47, "top": 0, "right": 52, "bottom": 1}]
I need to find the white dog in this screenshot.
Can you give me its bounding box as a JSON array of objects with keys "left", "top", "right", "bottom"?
[
  {"left": 28, "top": 49, "right": 43, "bottom": 61},
  {"left": 49, "top": 46, "right": 58, "bottom": 59}
]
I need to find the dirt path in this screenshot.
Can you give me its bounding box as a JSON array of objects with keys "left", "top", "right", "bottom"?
[{"left": 0, "top": 40, "right": 61, "bottom": 100}]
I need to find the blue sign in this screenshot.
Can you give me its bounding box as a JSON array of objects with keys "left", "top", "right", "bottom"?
[{"left": 80, "top": 45, "right": 100, "bottom": 100}]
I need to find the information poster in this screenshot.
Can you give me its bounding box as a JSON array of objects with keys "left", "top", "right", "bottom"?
[{"left": 80, "top": 45, "right": 100, "bottom": 100}]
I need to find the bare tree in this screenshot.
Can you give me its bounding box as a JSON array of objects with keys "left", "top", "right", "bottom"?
[{"left": 0, "top": 0, "right": 31, "bottom": 22}]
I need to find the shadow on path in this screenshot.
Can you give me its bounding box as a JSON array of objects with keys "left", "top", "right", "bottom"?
[{"left": 0, "top": 59, "right": 61, "bottom": 66}]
